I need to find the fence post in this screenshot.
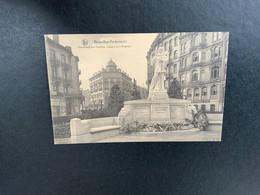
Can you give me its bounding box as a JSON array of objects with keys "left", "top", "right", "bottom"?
[{"left": 70, "top": 118, "right": 81, "bottom": 136}]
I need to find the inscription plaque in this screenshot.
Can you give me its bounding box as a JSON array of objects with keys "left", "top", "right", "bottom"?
[
  {"left": 151, "top": 104, "right": 170, "bottom": 121},
  {"left": 134, "top": 107, "right": 150, "bottom": 121}
]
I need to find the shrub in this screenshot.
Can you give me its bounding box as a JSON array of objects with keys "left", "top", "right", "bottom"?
[{"left": 121, "top": 121, "right": 194, "bottom": 134}]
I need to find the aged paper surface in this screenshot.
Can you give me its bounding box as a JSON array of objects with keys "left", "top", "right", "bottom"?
[{"left": 44, "top": 32, "right": 229, "bottom": 144}]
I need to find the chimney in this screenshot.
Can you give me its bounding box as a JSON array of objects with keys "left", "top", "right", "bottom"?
[{"left": 53, "top": 35, "right": 59, "bottom": 44}]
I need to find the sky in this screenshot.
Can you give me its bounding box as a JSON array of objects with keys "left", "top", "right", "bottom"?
[{"left": 48, "top": 33, "right": 157, "bottom": 90}]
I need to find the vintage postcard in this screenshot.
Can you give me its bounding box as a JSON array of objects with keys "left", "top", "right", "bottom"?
[{"left": 44, "top": 32, "right": 229, "bottom": 144}]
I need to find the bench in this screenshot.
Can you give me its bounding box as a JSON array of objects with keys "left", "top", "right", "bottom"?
[{"left": 70, "top": 117, "right": 121, "bottom": 142}]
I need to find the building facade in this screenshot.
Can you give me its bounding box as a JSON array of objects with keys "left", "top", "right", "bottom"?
[
  {"left": 89, "top": 59, "right": 133, "bottom": 109},
  {"left": 45, "top": 35, "right": 83, "bottom": 117},
  {"left": 147, "top": 32, "right": 229, "bottom": 112}
]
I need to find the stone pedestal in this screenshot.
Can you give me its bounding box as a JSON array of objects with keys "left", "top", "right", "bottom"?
[
  {"left": 118, "top": 89, "right": 192, "bottom": 125},
  {"left": 149, "top": 89, "right": 170, "bottom": 121}
]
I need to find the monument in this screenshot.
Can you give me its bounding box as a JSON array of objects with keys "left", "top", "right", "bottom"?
[{"left": 118, "top": 46, "right": 192, "bottom": 126}]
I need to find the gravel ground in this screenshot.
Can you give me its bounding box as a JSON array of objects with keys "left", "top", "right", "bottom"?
[
  {"left": 54, "top": 128, "right": 221, "bottom": 144},
  {"left": 97, "top": 129, "right": 221, "bottom": 143}
]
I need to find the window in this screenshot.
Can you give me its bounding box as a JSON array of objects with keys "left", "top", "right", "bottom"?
[
  {"left": 201, "top": 70, "right": 205, "bottom": 81},
  {"left": 202, "top": 52, "right": 206, "bottom": 60},
  {"left": 53, "top": 84, "right": 59, "bottom": 92},
  {"left": 181, "top": 75, "right": 185, "bottom": 85},
  {"left": 211, "top": 66, "right": 219, "bottom": 79},
  {"left": 210, "top": 104, "right": 215, "bottom": 112},
  {"left": 219, "top": 47, "right": 222, "bottom": 57},
  {"left": 62, "top": 70, "right": 68, "bottom": 80},
  {"left": 225, "top": 40, "right": 229, "bottom": 56},
  {"left": 174, "top": 64, "right": 177, "bottom": 73},
  {"left": 64, "top": 86, "right": 69, "bottom": 93},
  {"left": 53, "top": 106, "right": 60, "bottom": 117},
  {"left": 52, "top": 68, "right": 58, "bottom": 78},
  {"left": 194, "top": 35, "right": 200, "bottom": 46},
  {"left": 211, "top": 85, "right": 217, "bottom": 98},
  {"left": 181, "top": 43, "right": 186, "bottom": 53},
  {"left": 213, "top": 32, "right": 221, "bottom": 41},
  {"left": 213, "top": 32, "right": 219, "bottom": 41},
  {"left": 187, "top": 89, "right": 192, "bottom": 99},
  {"left": 184, "top": 58, "right": 187, "bottom": 67},
  {"left": 202, "top": 87, "right": 207, "bottom": 98},
  {"left": 61, "top": 54, "right": 66, "bottom": 64},
  {"left": 174, "top": 37, "right": 178, "bottom": 46},
  {"left": 164, "top": 42, "right": 168, "bottom": 51},
  {"left": 174, "top": 50, "right": 177, "bottom": 59},
  {"left": 169, "top": 66, "right": 173, "bottom": 74},
  {"left": 204, "top": 33, "right": 207, "bottom": 42},
  {"left": 169, "top": 39, "right": 173, "bottom": 51},
  {"left": 50, "top": 50, "right": 55, "bottom": 61},
  {"left": 192, "top": 70, "right": 199, "bottom": 82},
  {"left": 180, "top": 58, "right": 184, "bottom": 68},
  {"left": 201, "top": 105, "right": 206, "bottom": 111},
  {"left": 193, "top": 52, "right": 199, "bottom": 62},
  {"left": 214, "top": 47, "right": 218, "bottom": 57},
  {"left": 194, "top": 88, "right": 200, "bottom": 99},
  {"left": 169, "top": 51, "right": 173, "bottom": 59},
  {"left": 194, "top": 105, "right": 198, "bottom": 109}
]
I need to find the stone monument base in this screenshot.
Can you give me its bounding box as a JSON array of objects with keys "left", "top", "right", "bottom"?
[{"left": 118, "top": 89, "right": 192, "bottom": 126}]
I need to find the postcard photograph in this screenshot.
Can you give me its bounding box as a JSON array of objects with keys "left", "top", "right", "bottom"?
[{"left": 44, "top": 32, "right": 229, "bottom": 144}]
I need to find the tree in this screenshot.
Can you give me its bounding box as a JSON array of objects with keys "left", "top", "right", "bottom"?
[
  {"left": 167, "top": 78, "right": 183, "bottom": 99},
  {"left": 108, "top": 84, "right": 124, "bottom": 116},
  {"left": 131, "top": 79, "right": 141, "bottom": 100}
]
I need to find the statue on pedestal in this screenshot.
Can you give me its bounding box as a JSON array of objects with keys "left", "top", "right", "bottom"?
[
  {"left": 149, "top": 58, "right": 166, "bottom": 91},
  {"left": 148, "top": 50, "right": 168, "bottom": 100}
]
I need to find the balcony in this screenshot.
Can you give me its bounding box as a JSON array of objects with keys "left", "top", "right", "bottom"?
[
  {"left": 167, "top": 59, "right": 174, "bottom": 65},
  {"left": 61, "top": 63, "right": 70, "bottom": 70},
  {"left": 210, "top": 57, "right": 222, "bottom": 63},
  {"left": 200, "top": 42, "right": 207, "bottom": 48},
  {"left": 51, "top": 91, "right": 63, "bottom": 97},
  {"left": 63, "top": 78, "right": 72, "bottom": 86},
  {"left": 79, "top": 80, "right": 82, "bottom": 85},
  {"left": 50, "top": 59, "right": 60, "bottom": 67},
  {"left": 192, "top": 61, "right": 202, "bottom": 68},
  {"left": 192, "top": 99, "right": 210, "bottom": 103},
  {"left": 51, "top": 76, "right": 62, "bottom": 83},
  {"left": 78, "top": 69, "right": 81, "bottom": 75},
  {"left": 64, "top": 92, "right": 84, "bottom": 100}
]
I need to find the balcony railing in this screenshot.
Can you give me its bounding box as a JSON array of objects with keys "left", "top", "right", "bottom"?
[
  {"left": 50, "top": 59, "right": 60, "bottom": 67},
  {"left": 210, "top": 57, "right": 222, "bottom": 63},
  {"left": 64, "top": 92, "right": 84, "bottom": 100},
  {"left": 167, "top": 59, "right": 174, "bottom": 65},
  {"left": 192, "top": 99, "right": 210, "bottom": 103},
  {"left": 63, "top": 78, "right": 72, "bottom": 85},
  {"left": 51, "top": 76, "right": 62, "bottom": 83},
  {"left": 61, "top": 63, "right": 70, "bottom": 70},
  {"left": 51, "top": 91, "right": 63, "bottom": 96},
  {"left": 200, "top": 42, "right": 207, "bottom": 48}
]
